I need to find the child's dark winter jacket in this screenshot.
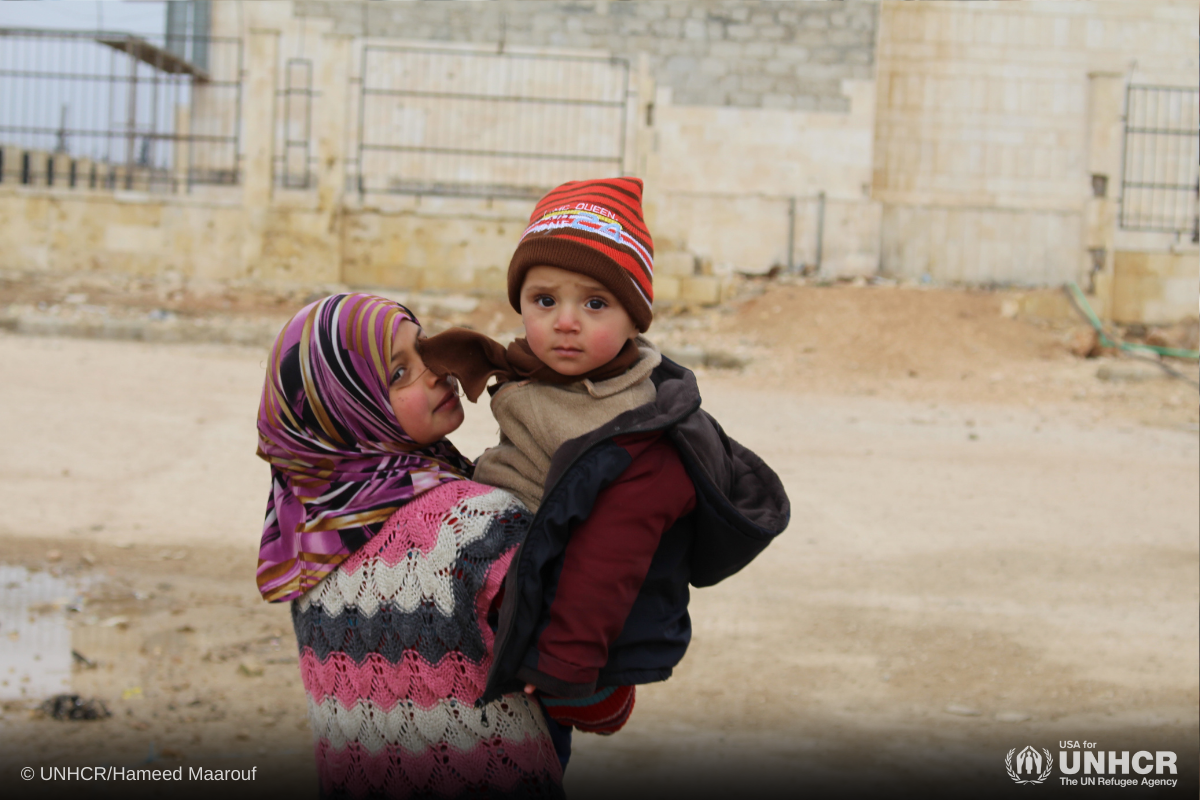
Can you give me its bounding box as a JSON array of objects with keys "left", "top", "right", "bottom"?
[{"left": 481, "top": 356, "right": 790, "bottom": 703}]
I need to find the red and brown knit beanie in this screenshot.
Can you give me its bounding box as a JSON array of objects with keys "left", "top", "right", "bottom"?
[{"left": 508, "top": 177, "right": 655, "bottom": 332}]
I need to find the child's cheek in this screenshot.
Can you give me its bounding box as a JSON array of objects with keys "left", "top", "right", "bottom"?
[
  {"left": 525, "top": 326, "right": 550, "bottom": 359},
  {"left": 593, "top": 328, "right": 625, "bottom": 358}
]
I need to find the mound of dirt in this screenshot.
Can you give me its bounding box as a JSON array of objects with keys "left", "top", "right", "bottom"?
[{"left": 649, "top": 280, "right": 1197, "bottom": 427}]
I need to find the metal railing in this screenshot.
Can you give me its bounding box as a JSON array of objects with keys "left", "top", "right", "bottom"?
[
  {"left": 1119, "top": 84, "right": 1199, "bottom": 241},
  {"left": 0, "top": 27, "right": 242, "bottom": 192},
  {"left": 275, "top": 57, "right": 315, "bottom": 189},
  {"left": 350, "top": 46, "right": 631, "bottom": 199}
]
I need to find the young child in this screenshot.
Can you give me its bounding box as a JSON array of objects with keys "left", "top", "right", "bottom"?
[{"left": 420, "top": 177, "right": 790, "bottom": 739}]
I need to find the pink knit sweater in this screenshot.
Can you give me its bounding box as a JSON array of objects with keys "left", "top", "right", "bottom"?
[{"left": 291, "top": 481, "right": 563, "bottom": 799}]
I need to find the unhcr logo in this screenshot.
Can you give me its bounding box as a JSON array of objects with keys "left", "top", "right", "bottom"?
[{"left": 1006, "top": 745, "right": 1053, "bottom": 785}]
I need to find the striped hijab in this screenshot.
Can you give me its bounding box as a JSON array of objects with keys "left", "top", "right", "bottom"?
[{"left": 255, "top": 294, "right": 472, "bottom": 603}]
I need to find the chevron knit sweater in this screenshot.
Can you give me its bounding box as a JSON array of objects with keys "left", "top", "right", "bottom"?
[{"left": 291, "top": 481, "right": 564, "bottom": 800}]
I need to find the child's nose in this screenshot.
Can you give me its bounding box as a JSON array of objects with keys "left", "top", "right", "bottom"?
[{"left": 553, "top": 308, "right": 580, "bottom": 331}]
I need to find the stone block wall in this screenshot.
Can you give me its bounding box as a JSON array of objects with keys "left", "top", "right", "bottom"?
[
  {"left": 0, "top": 186, "right": 526, "bottom": 294},
  {"left": 7, "top": 1, "right": 1196, "bottom": 324},
  {"left": 243, "top": 1, "right": 886, "bottom": 286},
  {"left": 339, "top": 196, "right": 532, "bottom": 292},
  {"left": 0, "top": 188, "right": 354, "bottom": 286},
  {"left": 648, "top": 74, "right": 880, "bottom": 278},
  {"left": 0, "top": 192, "right": 245, "bottom": 281},
  {"left": 873, "top": 0, "right": 1199, "bottom": 286},
  {"left": 1110, "top": 251, "right": 1200, "bottom": 326},
  {"left": 295, "top": 0, "right": 877, "bottom": 112},
  {"left": 880, "top": 205, "right": 1083, "bottom": 285}
]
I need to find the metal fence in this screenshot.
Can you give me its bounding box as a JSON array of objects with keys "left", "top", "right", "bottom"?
[
  {"left": 1119, "top": 85, "right": 1199, "bottom": 241},
  {"left": 0, "top": 27, "right": 241, "bottom": 192},
  {"left": 275, "top": 57, "right": 315, "bottom": 189},
  {"left": 350, "top": 46, "right": 631, "bottom": 199}
]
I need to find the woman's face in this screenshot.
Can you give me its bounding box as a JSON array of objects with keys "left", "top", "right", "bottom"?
[{"left": 387, "top": 320, "right": 464, "bottom": 446}]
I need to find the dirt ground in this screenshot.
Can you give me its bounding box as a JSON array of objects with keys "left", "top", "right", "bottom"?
[{"left": 0, "top": 274, "right": 1196, "bottom": 799}]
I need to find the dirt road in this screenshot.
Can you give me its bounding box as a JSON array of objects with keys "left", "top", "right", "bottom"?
[{"left": 0, "top": 283, "right": 1196, "bottom": 798}]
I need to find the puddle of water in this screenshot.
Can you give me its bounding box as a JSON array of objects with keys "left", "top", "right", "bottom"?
[{"left": 0, "top": 565, "right": 73, "bottom": 701}]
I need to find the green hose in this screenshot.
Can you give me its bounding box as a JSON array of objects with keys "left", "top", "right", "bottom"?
[{"left": 1064, "top": 282, "right": 1200, "bottom": 361}]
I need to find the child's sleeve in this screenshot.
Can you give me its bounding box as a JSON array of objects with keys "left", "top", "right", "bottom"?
[
  {"left": 518, "top": 432, "right": 696, "bottom": 695},
  {"left": 540, "top": 685, "right": 636, "bottom": 735}
]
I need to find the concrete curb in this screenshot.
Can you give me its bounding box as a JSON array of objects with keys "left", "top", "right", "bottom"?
[
  {"left": 0, "top": 305, "right": 758, "bottom": 368},
  {"left": 0, "top": 307, "right": 284, "bottom": 348},
  {"left": 660, "top": 344, "right": 751, "bottom": 370}
]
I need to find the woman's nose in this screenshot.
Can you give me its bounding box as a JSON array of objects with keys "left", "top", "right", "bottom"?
[{"left": 422, "top": 363, "right": 443, "bottom": 386}]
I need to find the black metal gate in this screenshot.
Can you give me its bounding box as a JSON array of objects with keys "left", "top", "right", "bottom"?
[
  {"left": 352, "top": 46, "right": 630, "bottom": 199},
  {"left": 1119, "top": 85, "right": 1199, "bottom": 241}
]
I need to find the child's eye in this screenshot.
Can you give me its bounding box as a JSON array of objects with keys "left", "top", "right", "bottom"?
[
  {"left": 584, "top": 298, "right": 608, "bottom": 311},
  {"left": 535, "top": 295, "right": 556, "bottom": 308},
  {"left": 390, "top": 366, "right": 407, "bottom": 386}
]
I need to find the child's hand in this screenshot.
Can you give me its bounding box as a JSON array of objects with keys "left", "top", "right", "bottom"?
[{"left": 523, "top": 684, "right": 537, "bottom": 695}]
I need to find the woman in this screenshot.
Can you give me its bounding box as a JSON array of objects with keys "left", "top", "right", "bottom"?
[{"left": 255, "top": 293, "right": 564, "bottom": 799}]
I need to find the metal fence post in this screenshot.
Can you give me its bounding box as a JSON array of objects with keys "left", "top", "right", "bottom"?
[
  {"left": 815, "top": 191, "right": 826, "bottom": 274},
  {"left": 786, "top": 196, "right": 796, "bottom": 273}
]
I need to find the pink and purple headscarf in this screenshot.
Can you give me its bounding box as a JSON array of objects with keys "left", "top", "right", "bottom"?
[{"left": 255, "top": 293, "right": 472, "bottom": 603}]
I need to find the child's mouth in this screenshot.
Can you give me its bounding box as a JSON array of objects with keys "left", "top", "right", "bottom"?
[{"left": 434, "top": 391, "right": 459, "bottom": 412}]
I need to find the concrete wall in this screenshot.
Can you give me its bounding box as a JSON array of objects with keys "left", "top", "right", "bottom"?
[
  {"left": 649, "top": 77, "right": 881, "bottom": 280},
  {"left": 282, "top": 0, "right": 885, "bottom": 286},
  {"left": 0, "top": 183, "right": 534, "bottom": 294},
  {"left": 1111, "top": 250, "right": 1200, "bottom": 326},
  {"left": 294, "top": 0, "right": 877, "bottom": 111},
  {"left": 3, "top": 1, "right": 1197, "bottom": 324},
  {"left": 0, "top": 188, "right": 338, "bottom": 285},
  {"left": 873, "top": 0, "right": 1199, "bottom": 289},
  {"left": 339, "top": 196, "right": 530, "bottom": 292},
  {"left": 203, "top": 0, "right": 885, "bottom": 294}
]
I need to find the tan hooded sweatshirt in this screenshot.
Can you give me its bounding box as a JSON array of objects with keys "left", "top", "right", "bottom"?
[{"left": 472, "top": 337, "right": 662, "bottom": 512}]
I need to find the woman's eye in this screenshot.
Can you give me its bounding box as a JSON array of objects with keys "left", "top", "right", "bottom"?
[
  {"left": 585, "top": 298, "right": 607, "bottom": 310},
  {"left": 535, "top": 295, "right": 555, "bottom": 308}
]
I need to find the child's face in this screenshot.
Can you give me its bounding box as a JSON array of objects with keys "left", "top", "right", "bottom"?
[
  {"left": 519, "top": 265, "right": 638, "bottom": 376},
  {"left": 388, "top": 320, "right": 465, "bottom": 445}
]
